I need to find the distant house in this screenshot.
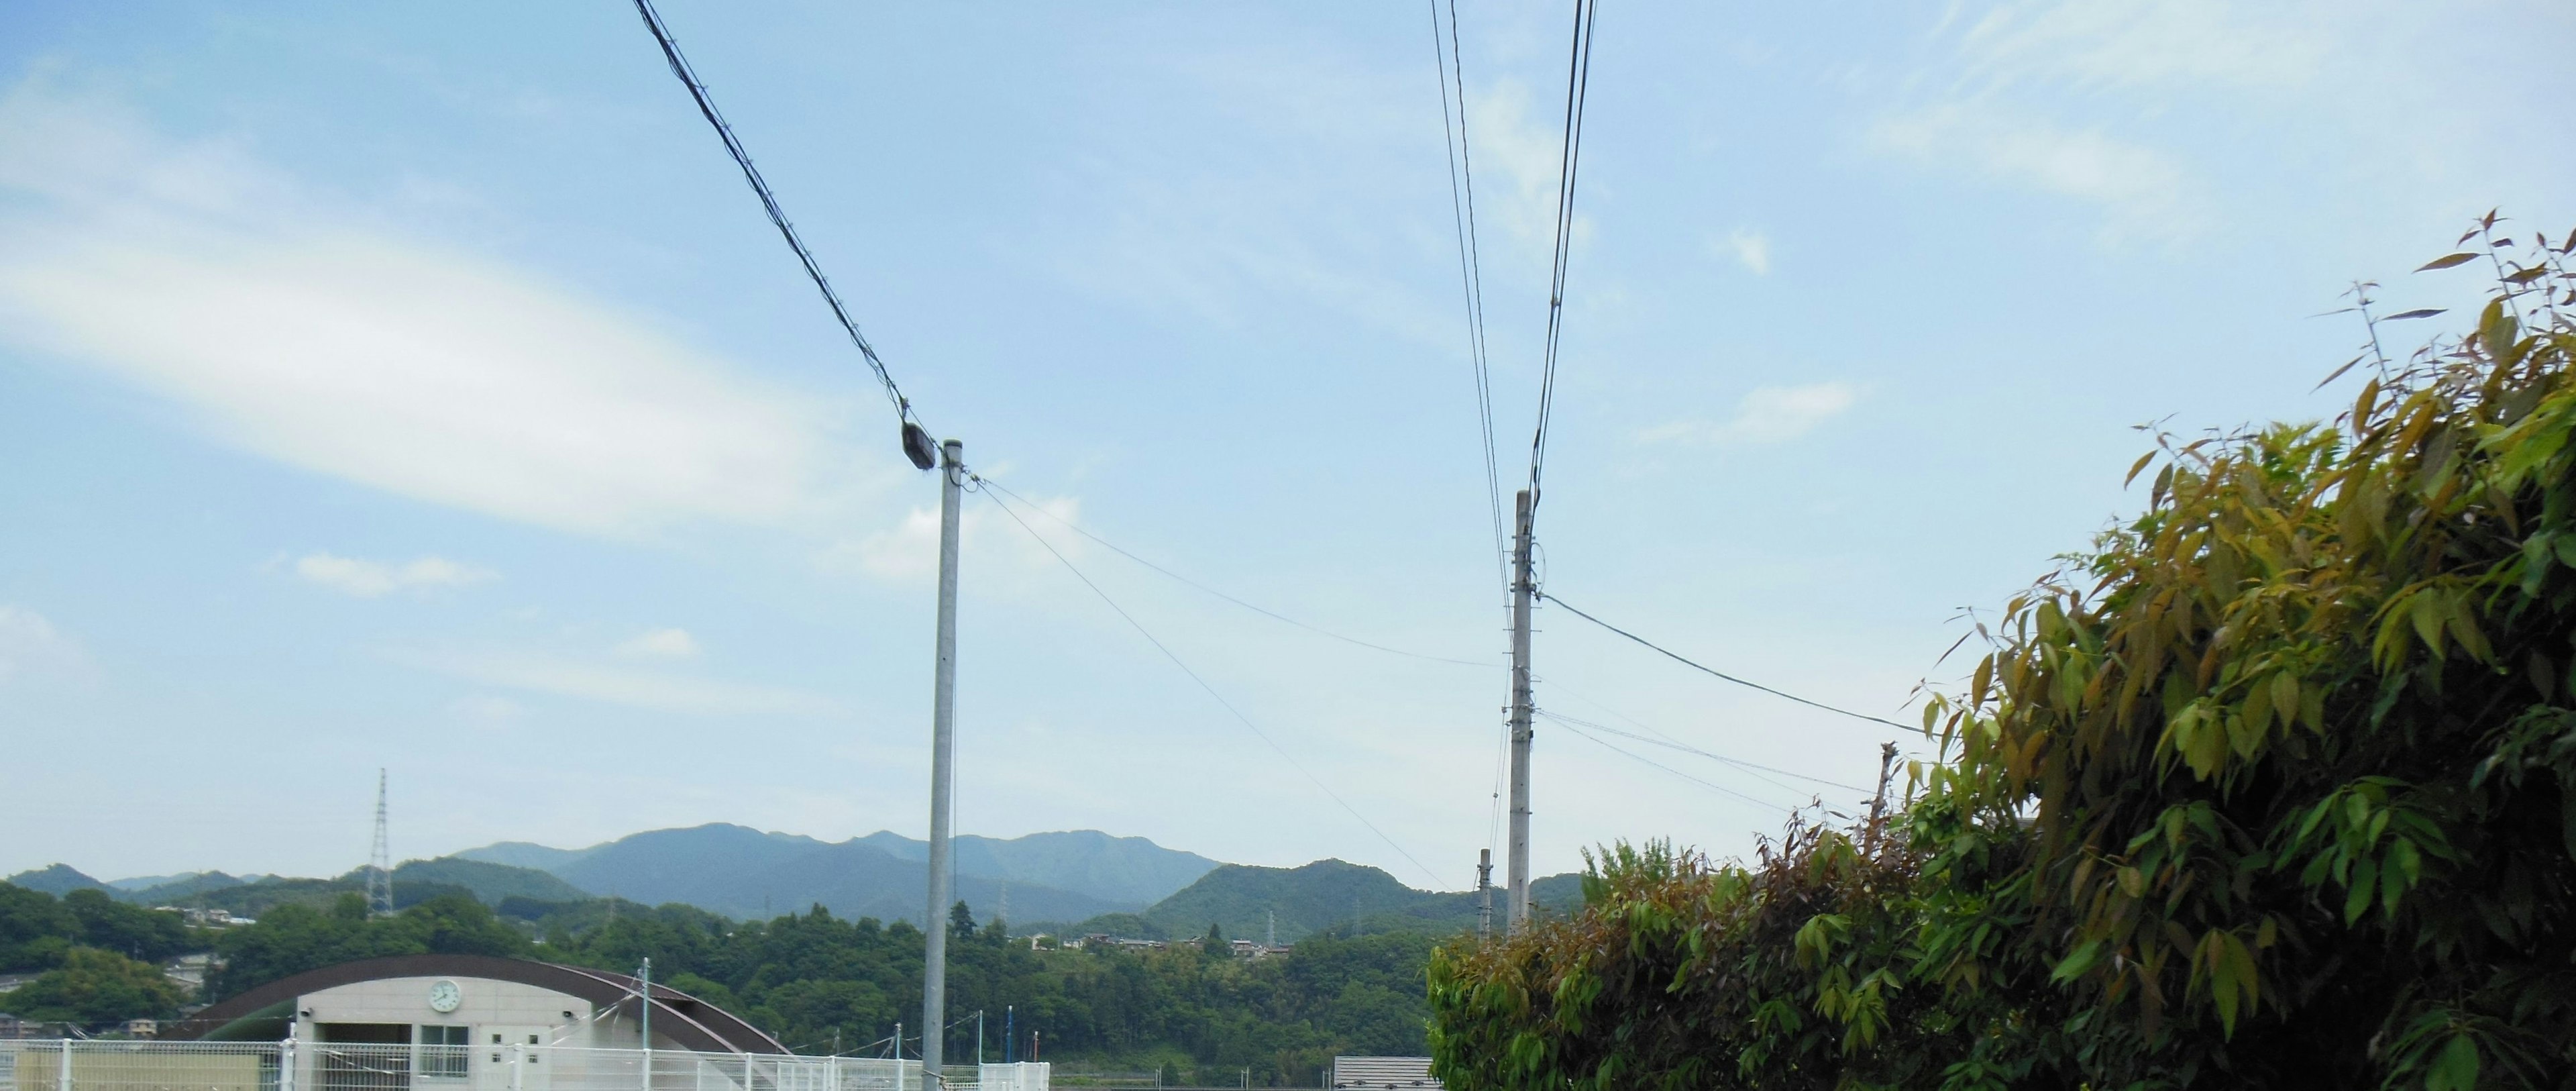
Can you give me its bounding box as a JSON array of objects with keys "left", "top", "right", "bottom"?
[{"left": 119, "top": 1019, "right": 158, "bottom": 1038}]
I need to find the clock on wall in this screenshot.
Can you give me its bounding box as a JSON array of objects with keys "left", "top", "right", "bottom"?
[{"left": 428, "top": 980, "right": 463, "bottom": 1013}]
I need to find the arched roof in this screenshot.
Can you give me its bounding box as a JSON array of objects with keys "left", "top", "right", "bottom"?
[{"left": 180, "top": 954, "right": 786, "bottom": 1055}]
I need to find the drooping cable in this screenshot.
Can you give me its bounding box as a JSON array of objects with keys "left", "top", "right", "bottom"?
[
  {"left": 976, "top": 478, "right": 1491, "bottom": 668},
  {"left": 1542, "top": 592, "right": 1915, "bottom": 732},
  {"left": 1536, "top": 709, "right": 1866, "bottom": 795},
  {"left": 978, "top": 484, "right": 1450, "bottom": 889},
  {"left": 1545, "top": 715, "right": 1791, "bottom": 813},
  {"left": 1429, "top": 0, "right": 1509, "bottom": 597},
  {"left": 1525, "top": 0, "right": 1598, "bottom": 516},
  {"left": 631, "top": 0, "right": 926, "bottom": 433}
]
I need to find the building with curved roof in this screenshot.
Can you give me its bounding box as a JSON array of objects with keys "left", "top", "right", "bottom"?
[{"left": 182, "top": 954, "right": 784, "bottom": 1055}]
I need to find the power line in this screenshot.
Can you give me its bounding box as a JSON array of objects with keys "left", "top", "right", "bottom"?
[
  {"left": 1544, "top": 714, "right": 1791, "bottom": 813},
  {"left": 1525, "top": 0, "right": 1599, "bottom": 515},
  {"left": 1540, "top": 591, "right": 1917, "bottom": 733},
  {"left": 1534, "top": 708, "right": 1866, "bottom": 795},
  {"left": 977, "top": 482, "right": 1450, "bottom": 889},
  {"left": 631, "top": 0, "right": 926, "bottom": 437},
  {"left": 976, "top": 478, "right": 1491, "bottom": 668},
  {"left": 1429, "top": 0, "right": 1508, "bottom": 598}
]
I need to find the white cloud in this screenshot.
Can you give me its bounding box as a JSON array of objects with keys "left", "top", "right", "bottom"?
[
  {"left": 0, "top": 605, "right": 91, "bottom": 684},
  {"left": 396, "top": 648, "right": 833, "bottom": 717},
  {"left": 1722, "top": 229, "right": 1772, "bottom": 275},
  {"left": 1868, "top": 103, "right": 2201, "bottom": 244},
  {"left": 0, "top": 88, "right": 876, "bottom": 540},
  {"left": 448, "top": 694, "right": 528, "bottom": 729},
  {"left": 822, "top": 491, "right": 1088, "bottom": 585},
  {"left": 1955, "top": 0, "right": 2329, "bottom": 93},
  {"left": 294, "top": 552, "right": 494, "bottom": 598},
  {"left": 616, "top": 627, "right": 700, "bottom": 658},
  {"left": 1640, "top": 382, "right": 1861, "bottom": 447}
]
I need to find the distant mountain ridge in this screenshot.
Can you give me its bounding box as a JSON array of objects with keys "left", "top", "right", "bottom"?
[
  {"left": 1049, "top": 859, "right": 1587, "bottom": 943},
  {"left": 457, "top": 824, "right": 1221, "bottom": 923}
]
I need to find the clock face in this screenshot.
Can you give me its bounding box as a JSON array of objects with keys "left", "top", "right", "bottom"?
[{"left": 428, "top": 980, "right": 463, "bottom": 1013}]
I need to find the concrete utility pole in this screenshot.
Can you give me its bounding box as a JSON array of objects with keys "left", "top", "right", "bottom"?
[
  {"left": 1506, "top": 488, "right": 1536, "bottom": 933},
  {"left": 922, "top": 439, "right": 964, "bottom": 1090},
  {"left": 1476, "top": 849, "right": 1494, "bottom": 940}
]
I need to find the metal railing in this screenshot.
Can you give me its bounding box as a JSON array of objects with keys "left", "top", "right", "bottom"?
[{"left": 0, "top": 1042, "right": 1048, "bottom": 1091}]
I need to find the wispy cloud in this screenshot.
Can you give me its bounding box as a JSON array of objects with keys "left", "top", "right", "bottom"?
[
  {"left": 821, "top": 491, "right": 1088, "bottom": 585},
  {"left": 447, "top": 694, "right": 529, "bottom": 729},
  {"left": 1851, "top": 0, "right": 2358, "bottom": 245},
  {"left": 1639, "top": 382, "right": 1861, "bottom": 447},
  {"left": 1721, "top": 229, "right": 1772, "bottom": 275},
  {"left": 0, "top": 87, "right": 877, "bottom": 540},
  {"left": 0, "top": 605, "right": 92, "bottom": 684},
  {"left": 394, "top": 647, "right": 833, "bottom": 717},
  {"left": 1867, "top": 103, "right": 2201, "bottom": 244},
  {"left": 615, "top": 627, "right": 700, "bottom": 659},
  {"left": 294, "top": 552, "right": 494, "bottom": 598}
]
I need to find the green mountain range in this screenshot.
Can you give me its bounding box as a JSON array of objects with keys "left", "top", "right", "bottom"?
[
  {"left": 10, "top": 827, "right": 1573, "bottom": 944},
  {"left": 1046, "top": 858, "right": 1583, "bottom": 943}
]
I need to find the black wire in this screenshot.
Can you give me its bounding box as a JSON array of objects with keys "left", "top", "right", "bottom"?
[
  {"left": 630, "top": 0, "right": 923, "bottom": 433},
  {"left": 1535, "top": 708, "right": 1867, "bottom": 794},
  {"left": 1540, "top": 592, "right": 1917, "bottom": 732},
  {"left": 1545, "top": 715, "right": 1791, "bottom": 813},
  {"left": 1525, "top": 0, "right": 1597, "bottom": 517},
  {"left": 978, "top": 487, "right": 1450, "bottom": 889},
  {"left": 976, "top": 477, "right": 1491, "bottom": 668},
  {"left": 1430, "top": 0, "right": 1508, "bottom": 599}
]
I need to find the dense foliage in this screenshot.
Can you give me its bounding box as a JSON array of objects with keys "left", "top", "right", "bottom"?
[
  {"left": 0, "top": 884, "right": 199, "bottom": 972},
  {"left": 1429, "top": 225, "right": 2576, "bottom": 1089},
  {"left": 5, "top": 947, "right": 190, "bottom": 1025},
  {"left": 205, "top": 892, "right": 529, "bottom": 1000},
  {"left": 541, "top": 903, "right": 1438, "bottom": 1084},
  {"left": 199, "top": 892, "right": 1438, "bottom": 1085}
]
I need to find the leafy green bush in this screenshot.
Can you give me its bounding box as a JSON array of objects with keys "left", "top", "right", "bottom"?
[
  {"left": 5, "top": 947, "right": 188, "bottom": 1025},
  {"left": 1430, "top": 222, "right": 2576, "bottom": 1090}
]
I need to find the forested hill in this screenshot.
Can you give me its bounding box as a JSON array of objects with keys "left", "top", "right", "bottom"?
[
  {"left": 1051, "top": 858, "right": 1586, "bottom": 943},
  {"left": 452, "top": 823, "right": 1220, "bottom": 923}
]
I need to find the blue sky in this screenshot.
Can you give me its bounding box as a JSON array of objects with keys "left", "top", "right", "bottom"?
[{"left": 2, "top": 1, "right": 2569, "bottom": 890}]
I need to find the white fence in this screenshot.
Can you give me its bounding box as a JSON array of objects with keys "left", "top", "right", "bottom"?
[{"left": 0, "top": 1042, "right": 1044, "bottom": 1091}]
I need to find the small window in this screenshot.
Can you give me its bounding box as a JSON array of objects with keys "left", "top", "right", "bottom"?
[{"left": 419, "top": 1026, "right": 470, "bottom": 1080}]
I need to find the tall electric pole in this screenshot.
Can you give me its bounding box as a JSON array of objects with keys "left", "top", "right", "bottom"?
[
  {"left": 922, "top": 438, "right": 964, "bottom": 1091},
  {"left": 1506, "top": 489, "right": 1535, "bottom": 933},
  {"left": 1476, "top": 849, "right": 1494, "bottom": 940},
  {"left": 368, "top": 769, "right": 392, "bottom": 917}
]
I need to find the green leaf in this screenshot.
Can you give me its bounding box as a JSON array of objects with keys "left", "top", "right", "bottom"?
[
  {"left": 2416, "top": 252, "right": 2479, "bottom": 271},
  {"left": 2049, "top": 939, "right": 2103, "bottom": 984},
  {"left": 2426, "top": 1033, "right": 2479, "bottom": 1091}
]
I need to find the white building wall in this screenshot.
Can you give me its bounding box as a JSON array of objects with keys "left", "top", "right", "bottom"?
[{"left": 293, "top": 976, "right": 639, "bottom": 1050}]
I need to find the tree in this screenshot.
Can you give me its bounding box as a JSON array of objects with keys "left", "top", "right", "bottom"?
[
  {"left": 5, "top": 947, "right": 186, "bottom": 1026},
  {"left": 950, "top": 901, "right": 977, "bottom": 940},
  {"left": 0, "top": 883, "right": 78, "bottom": 972},
  {"left": 1426, "top": 225, "right": 2576, "bottom": 1088},
  {"left": 1200, "top": 923, "right": 1226, "bottom": 959},
  {"left": 208, "top": 891, "right": 529, "bottom": 1000},
  {"left": 62, "top": 888, "right": 194, "bottom": 962}
]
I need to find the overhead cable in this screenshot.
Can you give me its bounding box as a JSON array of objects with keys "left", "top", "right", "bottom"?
[
  {"left": 631, "top": 0, "right": 926, "bottom": 436},
  {"left": 977, "top": 478, "right": 1491, "bottom": 668},
  {"left": 1428, "top": 0, "right": 1509, "bottom": 596},
  {"left": 1525, "top": 0, "right": 1599, "bottom": 515},
  {"left": 1545, "top": 715, "right": 1790, "bottom": 813},
  {"left": 1535, "top": 709, "right": 1866, "bottom": 795},
  {"left": 1540, "top": 592, "right": 1917, "bottom": 732},
  {"left": 977, "top": 484, "right": 1450, "bottom": 889}
]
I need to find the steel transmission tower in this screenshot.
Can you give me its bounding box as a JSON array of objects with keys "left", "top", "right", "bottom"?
[{"left": 367, "top": 768, "right": 393, "bottom": 917}]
